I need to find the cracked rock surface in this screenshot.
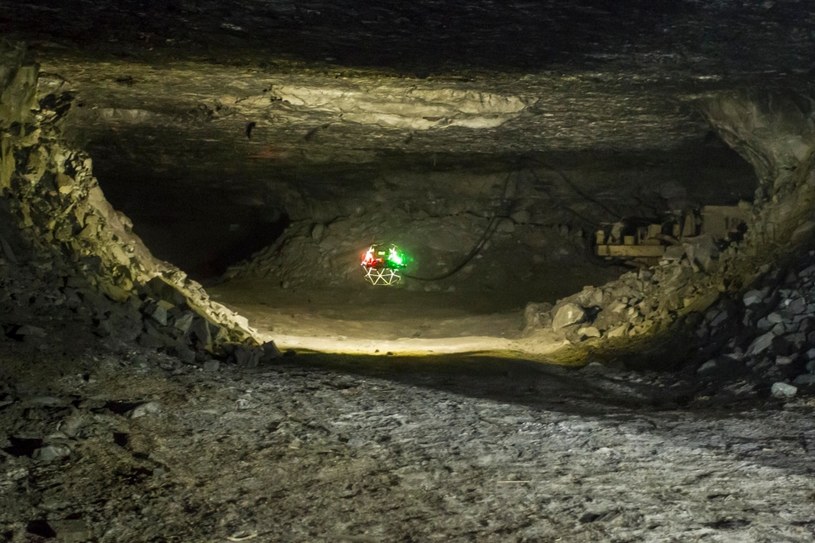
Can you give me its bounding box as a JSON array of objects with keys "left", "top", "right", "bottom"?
[{"left": 2, "top": 338, "right": 815, "bottom": 543}]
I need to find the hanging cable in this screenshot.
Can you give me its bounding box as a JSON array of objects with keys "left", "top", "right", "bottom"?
[
  {"left": 403, "top": 169, "right": 514, "bottom": 282},
  {"left": 522, "top": 155, "right": 620, "bottom": 219},
  {"left": 523, "top": 167, "right": 600, "bottom": 228}
]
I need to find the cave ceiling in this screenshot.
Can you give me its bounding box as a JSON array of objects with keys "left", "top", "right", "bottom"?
[{"left": 3, "top": 1, "right": 815, "bottom": 224}]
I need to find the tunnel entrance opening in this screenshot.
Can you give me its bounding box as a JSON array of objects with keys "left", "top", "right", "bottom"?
[
  {"left": 91, "top": 168, "right": 292, "bottom": 283},
  {"left": 39, "top": 37, "right": 760, "bottom": 357}
]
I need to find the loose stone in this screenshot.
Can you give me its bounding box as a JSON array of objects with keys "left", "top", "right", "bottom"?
[{"left": 770, "top": 382, "right": 798, "bottom": 399}]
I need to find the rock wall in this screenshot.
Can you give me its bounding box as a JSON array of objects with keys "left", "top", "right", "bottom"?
[
  {"left": 224, "top": 209, "right": 590, "bottom": 283},
  {"left": 693, "top": 247, "right": 815, "bottom": 399},
  {"left": 523, "top": 88, "right": 815, "bottom": 366},
  {"left": 702, "top": 90, "right": 815, "bottom": 196},
  {"left": 0, "top": 42, "right": 271, "bottom": 364}
]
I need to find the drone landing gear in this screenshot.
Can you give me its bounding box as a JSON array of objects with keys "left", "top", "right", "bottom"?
[{"left": 363, "top": 266, "right": 402, "bottom": 286}]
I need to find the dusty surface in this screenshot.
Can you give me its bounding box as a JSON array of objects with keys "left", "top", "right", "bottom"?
[
  {"left": 2, "top": 335, "right": 815, "bottom": 543},
  {"left": 207, "top": 253, "right": 626, "bottom": 348},
  {"left": 210, "top": 282, "right": 525, "bottom": 339},
  {"left": 207, "top": 282, "right": 528, "bottom": 357}
]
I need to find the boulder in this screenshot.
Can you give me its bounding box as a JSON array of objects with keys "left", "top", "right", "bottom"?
[
  {"left": 16, "top": 324, "right": 46, "bottom": 338},
  {"left": 189, "top": 317, "right": 213, "bottom": 351},
  {"left": 683, "top": 234, "right": 719, "bottom": 272},
  {"left": 33, "top": 444, "right": 72, "bottom": 462},
  {"left": 791, "top": 373, "right": 815, "bottom": 386},
  {"left": 552, "top": 302, "right": 586, "bottom": 330},
  {"left": 173, "top": 311, "right": 196, "bottom": 334},
  {"left": 143, "top": 301, "right": 171, "bottom": 326},
  {"left": 775, "top": 355, "right": 795, "bottom": 366},
  {"left": 577, "top": 326, "right": 601, "bottom": 339},
  {"left": 523, "top": 302, "right": 552, "bottom": 332},
  {"left": 708, "top": 309, "right": 729, "bottom": 329},
  {"left": 742, "top": 289, "right": 765, "bottom": 306},
  {"left": 168, "top": 344, "right": 196, "bottom": 365},
  {"left": 130, "top": 401, "right": 161, "bottom": 418},
  {"left": 310, "top": 222, "right": 326, "bottom": 242},
  {"left": 786, "top": 297, "right": 807, "bottom": 315},
  {"left": 746, "top": 332, "right": 775, "bottom": 356},
  {"left": 229, "top": 344, "right": 262, "bottom": 368},
  {"left": 606, "top": 324, "right": 629, "bottom": 338},
  {"left": 261, "top": 341, "right": 282, "bottom": 361},
  {"left": 770, "top": 382, "right": 797, "bottom": 399}
]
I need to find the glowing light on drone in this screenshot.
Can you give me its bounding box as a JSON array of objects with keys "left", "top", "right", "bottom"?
[{"left": 361, "top": 243, "right": 410, "bottom": 286}]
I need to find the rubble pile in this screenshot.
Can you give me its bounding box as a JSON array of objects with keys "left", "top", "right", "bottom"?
[
  {"left": 523, "top": 90, "right": 815, "bottom": 371},
  {"left": 523, "top": 193, "right": 815, "bottom": 369},
  {"left": 694, "top": 249, "right": 815, "bottom": 399},
  {"left": 523, "top": 234, "right": 736, "bottom": 342},
  {"left": 0, "top": 43, "right": 268, "bottom": 362}
]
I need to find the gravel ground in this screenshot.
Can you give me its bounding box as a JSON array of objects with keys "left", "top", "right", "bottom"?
[{"left": 1, "top": 336, "right": 814, "bottom": 543}]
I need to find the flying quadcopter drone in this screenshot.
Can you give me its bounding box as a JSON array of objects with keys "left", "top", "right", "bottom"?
[
  {"left": 360, "top": 243, "right": 410, "bottom": 286},
  {"left": 358, "top": 168, "right": 519, "bottom": 287}
]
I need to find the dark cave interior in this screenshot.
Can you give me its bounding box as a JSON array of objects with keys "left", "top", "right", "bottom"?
[
  {"left": 3, "top": 0, "right": 814, "bottom": 359},
  {"left": 89, "top": 142, "right": 756, "bottom": 284},
  {"left": 2, "top": 3, "right": 815, "bottom": 542}
]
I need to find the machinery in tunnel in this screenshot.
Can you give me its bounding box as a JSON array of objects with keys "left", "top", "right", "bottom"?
[{"left": 594, "top": 203, "right": 750, "bottom": 265}]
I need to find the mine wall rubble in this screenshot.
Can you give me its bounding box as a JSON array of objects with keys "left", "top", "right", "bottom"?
[
  {"left": 522, "top": 90, "right": 815, "bottom": 395},
  {"left": 0, "top": 43, "right": 276, "bottom": 366},
  {"left": 3, "top": 37, "right": 815, "bottom": 392}
]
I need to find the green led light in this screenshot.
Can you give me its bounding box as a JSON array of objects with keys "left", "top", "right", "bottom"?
[{"left": 387, "top": 246, "right": 404, "bottom": 267}]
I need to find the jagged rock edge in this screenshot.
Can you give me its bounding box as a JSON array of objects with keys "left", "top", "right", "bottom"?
[{"left": 0, "top": 42, "right": 267, "bottom": 362}]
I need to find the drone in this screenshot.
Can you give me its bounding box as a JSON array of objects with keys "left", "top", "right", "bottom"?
[{"left": 360, "top": 243, "right": 410, "bottom": 286}]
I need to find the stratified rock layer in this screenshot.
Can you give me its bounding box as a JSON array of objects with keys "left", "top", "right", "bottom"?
[{"left": 0, "top": 42, "right": 267, "bottom": 362}]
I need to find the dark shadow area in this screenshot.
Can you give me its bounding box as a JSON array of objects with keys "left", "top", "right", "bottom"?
[
  {"left": 202, "top": 212, "right": 290, "bottom": 281},
  {"left": 74, "top": 125, "right": 758, "bottom": 197},
  {"left": 278, "top": 352, "right": 694, "bottom": 415},
  {"left": 25, "top": 520, "right": 56, "bottom": 540},
  {"left": 94, "top": 169, "right": 291, "bottom": 281},
  {"left": 2, "top": 0, "right": 813, "bottom": 76},
  {"left": 3, "top": 436, "right": 44, "bottom": 458}
]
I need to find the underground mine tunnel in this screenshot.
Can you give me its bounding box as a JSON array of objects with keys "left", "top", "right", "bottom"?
[{"left": 2, "top": 2, "right": 815, "bottom": 542}]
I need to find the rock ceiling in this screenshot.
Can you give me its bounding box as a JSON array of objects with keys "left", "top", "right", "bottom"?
[
  {"left": 3, "top": 1, "right": 815, "bottom": 254},
  {"left": 6, "top": 1, "right": 815, "bottom": 166}
]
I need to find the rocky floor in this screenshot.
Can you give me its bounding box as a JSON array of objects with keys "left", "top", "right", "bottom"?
[{"left": 2, "top": 330, "right": 814, "bottom": 543}]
